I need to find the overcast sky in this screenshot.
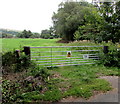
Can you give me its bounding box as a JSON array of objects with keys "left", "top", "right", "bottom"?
[{"left": 0, "top": 0, "right": 92, "bottom": 33}]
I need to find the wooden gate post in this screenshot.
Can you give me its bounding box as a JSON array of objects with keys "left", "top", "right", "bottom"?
[
  {"left": 103, "top": 46, "right": 109, "bottom": 54},
  {"left": 24, "top": 46, "right": 31, "bottom": 59}
]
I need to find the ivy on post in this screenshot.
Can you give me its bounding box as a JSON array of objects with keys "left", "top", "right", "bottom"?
[
  {"left": 15, "top": 50, "right": 21, "bottom": 63},
  {"left": 103, "top": 46, "right": 109, "bottom": 54},
  {"left": 23, "top": 46, "right": 31, "bottom": 60}
]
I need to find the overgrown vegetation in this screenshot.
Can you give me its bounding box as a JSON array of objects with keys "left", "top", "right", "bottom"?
[
  {"left": 2, "top": 51, "right": 31, "bottom": 73},
  {"left": 3, "top": 64, "right": 118, "bottom": 103},
  {"left": 2, "top": 50, "right": 51, "bottom": 103},
  {"left": 2, "top": 67, "right": 50, "bottom": 103},
  {"left": 98, "top": 47, "right": 120, "bottom": 68}
]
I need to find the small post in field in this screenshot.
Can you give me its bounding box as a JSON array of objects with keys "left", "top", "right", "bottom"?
[
  {"left": 24, "top": 46, "right": 31, "bottom": 59},
  {"left": 103, "top": 46, "right": 109, "bottom": 54}
]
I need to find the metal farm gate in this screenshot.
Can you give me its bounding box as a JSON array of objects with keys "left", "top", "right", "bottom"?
[{"left": 23, "top": 45, "right": 107, "bottom": 67}]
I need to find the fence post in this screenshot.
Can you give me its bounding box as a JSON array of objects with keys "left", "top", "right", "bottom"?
[
  {"left": 103, "top": 46, "right": 109, "bottom": 54},
  {"left": 24, "top": 46, "right": 31, "bottom": 59},
  {"left": 15, "top": 50, "right": 21, "bottom": 63}
]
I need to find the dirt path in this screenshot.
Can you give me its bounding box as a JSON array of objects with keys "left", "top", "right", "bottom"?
[{"left": 60, "top": 76, "right": 119, "bottom": 102}]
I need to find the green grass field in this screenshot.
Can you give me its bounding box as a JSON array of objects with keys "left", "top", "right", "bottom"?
[
  {"left": 1, "top": 38, "right": 117, "bottom": 51},
  {"left": 2, "top": 38, "right": 119, "bottom": 102},
  {"left": 2, "top": 38, "right": 64, "bottom": 52}
]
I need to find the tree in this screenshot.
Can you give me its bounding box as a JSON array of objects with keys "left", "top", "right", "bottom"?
[
  {"left": 33, "top": 33, "right": 40, "bottom": 38},
  {"left": 77, "top": 1, "right": 120, "bottom": 43},
  {"left": 52, "top": 1, "right": 92, "bottom": 41},
  {"left": 2, "top": 33, "right": 7, "bottom": 38},
  {"left": 17, "top": 30, "right": 33, "bottom": 38},
  {"left": 97, "top": 1, "right": 120, "bottom": 43},
  {"left": 40, "top": 27, "right": 59, "bottom": 39},
  {"left": 27, "top": 30, "right": 33, "bottom": 38},
  {"left": 73, "top": 6, "right": 104, "bottom": 42},
  {"left": 113, "top": 1, "right": 120, "bottom": 43},
  {"left": 40, "top": 29, "right": 51, "bottom": 39},
  {"left": 2, "top": 33, "right": 13, "bottom": 38}
]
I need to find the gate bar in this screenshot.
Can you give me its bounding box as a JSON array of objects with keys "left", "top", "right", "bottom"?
[{"left": 30, "top": 46, "right": 103, "bottom": 48}]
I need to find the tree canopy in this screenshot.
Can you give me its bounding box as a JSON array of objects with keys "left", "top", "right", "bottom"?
[
  {"left": 52, "top": 1, "right": 120, "bottom": 43},
  {"left": 17, "top": 30, "right": 40, "bottom": 38},
  {"left": 52, "top": 2, "right": 93, "bottom": 41}
]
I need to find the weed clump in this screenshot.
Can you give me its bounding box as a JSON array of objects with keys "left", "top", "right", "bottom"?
[{"left": 2, "top": 51, "right": 32, "bottom": 73}]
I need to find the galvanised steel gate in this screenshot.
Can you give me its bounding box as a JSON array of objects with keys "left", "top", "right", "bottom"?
[{"left": 28, "top": 45, "right": 104, "bottom": 67}]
